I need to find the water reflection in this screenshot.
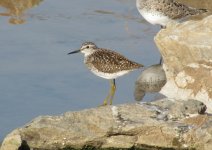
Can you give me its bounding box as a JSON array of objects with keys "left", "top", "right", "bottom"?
[
  {"left": 134, "top": 64, "right": 167, "bottom": 101},
  {"left": 93, "top": 9, "right": 155, "bottom": 40},
  {"left": 0, "top": 0, "right": 43, "bottom": 24},
  {"left": 94, "top": 10, "right": 141, "bottom": 22}
]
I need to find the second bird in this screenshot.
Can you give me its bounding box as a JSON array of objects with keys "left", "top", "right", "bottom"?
[
  {"left": 136, "top": 0, "right": 208, "bottom": 28},
  {"left": 68, "top": 42, "right": 144, "bottom": 106}
]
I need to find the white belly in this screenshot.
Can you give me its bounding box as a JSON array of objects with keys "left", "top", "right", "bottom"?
[
  {"left": 139, "top": 10, "right": 172, "bottom": 26},
  {"left": 90, "top": 68, "right": 132, "bottom": 80}
]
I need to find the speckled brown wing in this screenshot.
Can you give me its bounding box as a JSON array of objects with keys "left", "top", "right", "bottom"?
[
  {"left": 169, "top": 0, "right": 207, "bottom": 19},
  {"left": 86, "top": 49, "right": 143, "bottom": 74},
  {"left": 153, "top": 0, "right": 207, "bottom": 19}
]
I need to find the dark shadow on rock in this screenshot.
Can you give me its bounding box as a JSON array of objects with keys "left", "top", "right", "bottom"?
[{"left": 18, "top": 140, "right": 30, "bottom": 150}]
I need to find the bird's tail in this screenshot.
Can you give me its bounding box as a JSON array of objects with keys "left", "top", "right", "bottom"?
[
  {"left": 198, "top": 8, "right": 208, "bottom": 14},
  {"left": 189, "top": 7, "right": 208, "bottom": 16}
]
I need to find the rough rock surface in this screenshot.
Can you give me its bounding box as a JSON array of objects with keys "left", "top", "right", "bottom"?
[
  {"left": 155, "top": 15, "right": 212, "bottom": 113},
  {"left": 0, "top": 99, "right": 211, "bottom": 150}
]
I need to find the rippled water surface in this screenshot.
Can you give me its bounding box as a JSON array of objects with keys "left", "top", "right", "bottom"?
[{"left": 0, "top": 0, "right": 161, "bottom": 140}]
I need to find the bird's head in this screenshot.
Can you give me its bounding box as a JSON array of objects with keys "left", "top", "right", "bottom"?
[{"left": 68, "top": 42, "right": 97, "bottom": 56}]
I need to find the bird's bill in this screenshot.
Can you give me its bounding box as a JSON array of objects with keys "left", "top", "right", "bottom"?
[{"left": 67, "top": 50, "right": 80, "bottom": 55}]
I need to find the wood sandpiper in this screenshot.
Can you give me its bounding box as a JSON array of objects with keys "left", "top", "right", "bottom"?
[
  {"left": 68, "top": 42, "right": 144, "bottom": 105},
  {"left": 136, "top": 0, "right": 208, "bottom": 28}
]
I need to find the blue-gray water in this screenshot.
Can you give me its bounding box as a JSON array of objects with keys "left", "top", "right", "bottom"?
[{"left": 0, "top": 0, "right": 161, "bottom": 141}]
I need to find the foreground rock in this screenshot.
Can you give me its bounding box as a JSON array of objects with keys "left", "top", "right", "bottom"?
[
  {"left": 1, "top": 99, "right": 211, "bottom": 150},
  {"left": 155, "top": 15, "right": 212, "bottom": 113}
]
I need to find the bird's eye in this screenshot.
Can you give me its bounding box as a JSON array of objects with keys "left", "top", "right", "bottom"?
[{"left": 86, "top": 46, "right": 89, "bottom": 48}]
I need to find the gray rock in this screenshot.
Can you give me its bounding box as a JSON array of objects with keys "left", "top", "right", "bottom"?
[{"left": 1, "top": 99, "right": 211, "bottom": 150}]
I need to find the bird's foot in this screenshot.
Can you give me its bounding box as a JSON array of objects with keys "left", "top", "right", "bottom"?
[
  {"left": 161, "top": 25, "right": 166, "bottom": 29},
  {"left": 99, "top": 99, "right": 108, "bottom": 107},
  {"left": 109, "top": 99, "right": 113, "bottom": 105}
]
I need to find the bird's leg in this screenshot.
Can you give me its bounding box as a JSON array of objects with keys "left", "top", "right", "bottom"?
[
  {"left": 109, "top": 79, "right": 116, "bottom": 105},
  {"left": 102, "top": 95, "right": 109, "bottom": 106},
  {"left": 159, "top": 56, "right": 163, "bottom": 65},
  {"left": 101, "top": 79, "right": 116, "bottom": 106},
  {"left": 161, "top": 25, "right": 166, "bottom": 29},
  {"left": 102, "top": 79, "right": 113, "bottom": 106}
]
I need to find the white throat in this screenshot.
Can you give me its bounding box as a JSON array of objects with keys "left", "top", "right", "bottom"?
[{"left": 81, "top": 48, "right": 96, "bottom": 57}]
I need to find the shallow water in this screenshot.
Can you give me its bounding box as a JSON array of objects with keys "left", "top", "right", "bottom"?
[{"left": 0, "top": 0, "right": 161, "bottom": 140}]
